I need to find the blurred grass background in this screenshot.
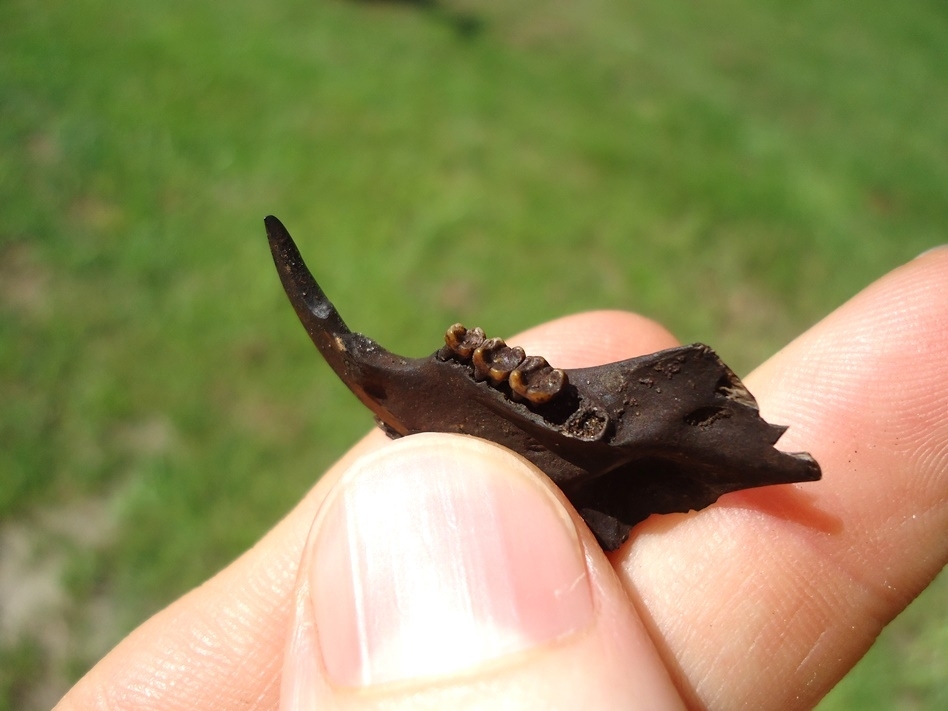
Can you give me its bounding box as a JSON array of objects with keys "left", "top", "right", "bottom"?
[{"left": 1, "top": 0, "right": 945, "bottom": 707}]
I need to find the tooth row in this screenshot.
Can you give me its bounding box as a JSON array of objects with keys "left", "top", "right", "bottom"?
[{"left": 443, "top": 323, "right": 569, "bottom": 405}]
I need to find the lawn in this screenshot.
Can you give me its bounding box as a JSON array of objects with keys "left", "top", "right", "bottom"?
[{"left": 1, "top": 0, "right": 945, "bottom": 707}]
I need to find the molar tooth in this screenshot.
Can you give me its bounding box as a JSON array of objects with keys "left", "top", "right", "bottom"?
[
  {"left": 509, "top": 356, "right": 569, "bottom": 404},
  {"left": 444, "top": 323, "right": 485, "bottom": 360},
  {"left": 472, "top": 338, "right": 526, "bottom": 384}
]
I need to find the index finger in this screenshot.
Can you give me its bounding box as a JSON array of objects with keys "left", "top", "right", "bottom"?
[{"left": 617, "top": 249, "right": 948, "bottom": 710}]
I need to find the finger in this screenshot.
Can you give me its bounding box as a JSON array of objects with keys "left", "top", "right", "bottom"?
[
  {"left": 281, "top": 433, "right": 685, "bottom": 710},
  {"left": 511, "top": 310, "right": 680, "bottom": 369},
  {"left": 615, "top": 249, "right": 948, "bottom": 710},
  {"left": 55, "top": 311, "right": 678, "bottom": 711}
]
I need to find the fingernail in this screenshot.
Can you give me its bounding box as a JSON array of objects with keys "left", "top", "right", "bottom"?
[{"left": 309, "top": 434, "right": 593, "bottom": 688}]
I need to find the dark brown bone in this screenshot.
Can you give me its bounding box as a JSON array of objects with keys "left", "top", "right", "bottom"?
[{"left": 266, "top": 216, "right": 821, "bottom": 551}]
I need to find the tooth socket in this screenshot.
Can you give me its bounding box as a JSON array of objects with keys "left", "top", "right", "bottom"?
[
  {"left": 509, "top": 356, "right": 568, "bottom": 404},
  {"left": 444, "top": 323, "right": 485, "bottom": 361},
  {"left": 472, "top": 338, "right": 526, "bottom": 384}
]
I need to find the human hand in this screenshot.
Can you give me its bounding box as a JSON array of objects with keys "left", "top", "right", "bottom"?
[{"left": 55, "top": 249, "right": 948, "bottom": 710}]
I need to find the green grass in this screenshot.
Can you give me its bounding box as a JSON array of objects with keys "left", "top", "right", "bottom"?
[{"left": 1, "top": 0, "right": 945, "bottom": 707}]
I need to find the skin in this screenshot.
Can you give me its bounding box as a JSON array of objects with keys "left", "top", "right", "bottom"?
[{"left": 55, "top": 249, "right": 948, "bottom": 710}]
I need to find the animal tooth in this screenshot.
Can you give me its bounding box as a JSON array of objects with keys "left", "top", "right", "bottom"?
[
  {"left": 509, "top": 356, "right": 569, "bottom": 404},
  {"left": 472, "top": 338, "right": 526, "bottom": 384},
  {"left": 444, "top": 323, "right": 485, "bottom": 360}
]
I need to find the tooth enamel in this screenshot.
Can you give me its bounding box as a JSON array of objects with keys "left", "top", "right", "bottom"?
[
  {"left": 509, "top": 356, "right": 568, "bottom": 404},
  {"left": 444, "top": 323, "right": 485, "bottom": 360},
  {"left": 472, "top": 338, "right": 526, "bottom": 384}
]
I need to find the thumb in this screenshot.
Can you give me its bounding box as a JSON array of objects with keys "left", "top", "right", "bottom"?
[{"left": 280, "top": 433, "right": 684, "bottom": 710}]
